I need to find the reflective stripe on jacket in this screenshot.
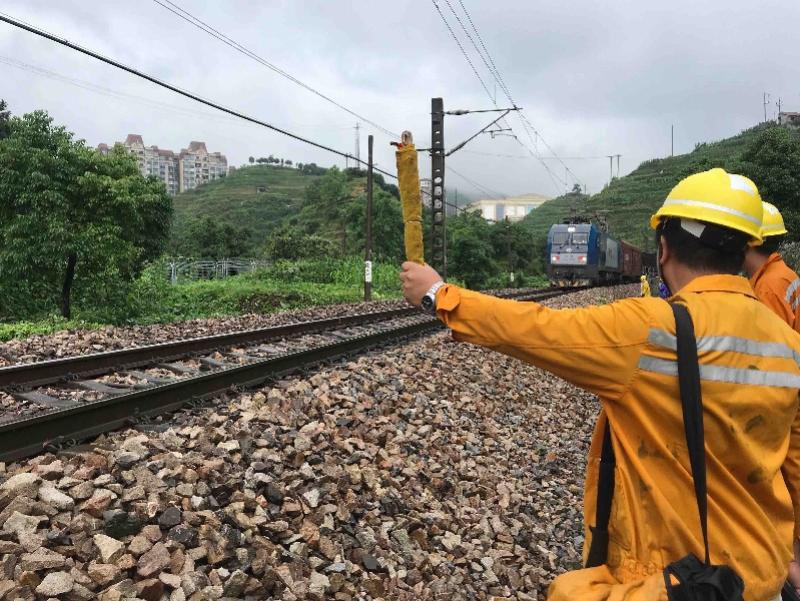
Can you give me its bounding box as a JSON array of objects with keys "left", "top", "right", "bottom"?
[
  {"left": 435, "top": 274, "right": 800, "bottom": 601},
  {"left": 750, "top": 252, "right": 800, "bottom": 332}
]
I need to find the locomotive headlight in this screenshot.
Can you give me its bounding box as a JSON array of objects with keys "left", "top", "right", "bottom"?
[
  {"left": 551, "top": 254, "right": 559, "bottom": 263},
  {"left": 579, "top": 256, "right": 587, "bottom": 264}
]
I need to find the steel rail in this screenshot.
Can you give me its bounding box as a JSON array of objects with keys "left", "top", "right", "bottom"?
[
  {"left": 0, "top": 288, "right": 571, "bottom": 463},
  {"left": 0, "top": 289, "right": 554, "bottom": 389},
  {"left": 0, "top": 319, "right": 441, "bottom": 463},
  {"left": 0, "top": 308, "right": 419, "bottom": 388}
]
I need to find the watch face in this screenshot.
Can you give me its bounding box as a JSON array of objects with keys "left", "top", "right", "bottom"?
[{"left": 421, "top": 295, "right": 433, "bottom": 311}]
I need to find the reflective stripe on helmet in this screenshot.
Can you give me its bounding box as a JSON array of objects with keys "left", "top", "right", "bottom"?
[
  {"left": 638, "top": 355, "right": 800, "bottom": 388},
  {"left": 661, "top": 199, "right": 762, "bottom": 226}
]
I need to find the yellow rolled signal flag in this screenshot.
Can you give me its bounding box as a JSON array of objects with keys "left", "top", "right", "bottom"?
[{"left": 394, "top": 131, "right": 425, "bottom": 265}]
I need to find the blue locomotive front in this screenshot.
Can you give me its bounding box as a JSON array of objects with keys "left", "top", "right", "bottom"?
[{"left": 546, "top": 222, "right": 621, "bottom": 286}]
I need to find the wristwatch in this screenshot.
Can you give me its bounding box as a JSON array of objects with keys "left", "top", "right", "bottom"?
[{"left": 420, "top": 281, "right": 445, "bottom": 315}]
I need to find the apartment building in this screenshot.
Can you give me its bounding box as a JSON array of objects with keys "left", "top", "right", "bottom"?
[
  {"left": 97, "top": 135, "right": 227, "bottom": 195},
  {"left": 178, "top": 141, "right": 228, "bottom": 193}
]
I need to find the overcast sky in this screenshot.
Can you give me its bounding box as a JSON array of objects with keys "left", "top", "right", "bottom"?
[{"left": 1, "top": 0, "right": 799, "bottom": 200}]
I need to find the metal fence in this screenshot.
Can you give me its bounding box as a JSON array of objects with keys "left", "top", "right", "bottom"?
[{"left": 165, "top": 258, "right": 271, "bottom": 284}]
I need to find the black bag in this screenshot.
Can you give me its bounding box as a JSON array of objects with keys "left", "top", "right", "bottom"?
[{"left": 586, "top": 303, "right": 744, "bottom": 601}]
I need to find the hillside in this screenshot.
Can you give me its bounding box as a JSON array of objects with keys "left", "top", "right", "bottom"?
[
  {"left": 523, "top": 123, "right": 779, "bottom": 249},
  {"left": 172, "top": 164, "right": 322, "bottom": 240}
]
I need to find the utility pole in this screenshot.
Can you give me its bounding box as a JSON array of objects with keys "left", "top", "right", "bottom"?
[
  {"left": 431, "top": 97, "right": 447, "bottom": 278},
  {"left": 355, "top": 123, "right": 361, "bottom": 168},
  {"left": 364, "top": 135, "right": 373, "bottom": 301},
  {"left": 764, "top": 92, "right": 771, "bottom": 123},
  {"left": 505, "top": 216, "right": 514, "bottom": 287},
  {"left": 607, "top": 155, "right": 613, "bottom": 185},
  {"left": 778, "top": 97, "right": 783, "bottom": 122},
  {"left": 615, "top": 154, "right": 621, "bottom": 177},
  {"left": 428, "top": 99, "right": 519, "bottom": 277},
  {"left": 671, "top": 124, "right": 674, "bottom": 157}
]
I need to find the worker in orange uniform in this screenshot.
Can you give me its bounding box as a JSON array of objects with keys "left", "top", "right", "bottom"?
[
  {"left": 401, "top": 168, "right": 800, "bottom": 601},
  {"left": 744, "top": 201, "right": 800, "bottom": 331}
]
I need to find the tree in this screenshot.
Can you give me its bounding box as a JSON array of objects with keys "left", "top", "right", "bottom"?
[
  {"left": 248, "top": 156, "right": 254, "bottom": 164},
  {"left": 256, "top": 157, "right": 267, "bottom": 164},
  {"left": 0, "top": 110, "right": 172, "bottom": 319},
  {"left": 183, "top": 216, "right": 253, "bottom": 258},
  {"left": 344, "top": 188, "right": 404, "bottom": 260},
  {"left": 0, "top": 99, "right": 9, "bottom": 140},
  {"left": 299, "top": 167, "right": 352, "bottom": 250},
  {"left": 447, "top": 212, "right": 496, "bottom": 288},
  {"left": 285, "top": 160, "right": 293, "bottom": 167},
  {"left": 488, "top": 218, "right": 538, "bottom": 278},
  {"left": 280, "top": 158, "right": 285, "bottom": 167},
  {"left": 739, "top": 126, "right": 800, "bottom": 241},
  {"left": 296, "top": 162, "right": 304, "bottom": 170},
  {"left": 264, "top": 225, "right": 336, "bottom": 260}
]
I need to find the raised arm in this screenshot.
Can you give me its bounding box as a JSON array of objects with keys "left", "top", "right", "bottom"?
[{"left": 434, "top": 285, "right": 651, "bottom": 401}]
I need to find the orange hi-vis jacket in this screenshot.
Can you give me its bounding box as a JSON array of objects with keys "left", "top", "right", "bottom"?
[
  {"left": 750, "top": 252, "right": 800, "bottom": 332},
  {"left": 435, "top": 275, "right": 800, "bottom": 601}
]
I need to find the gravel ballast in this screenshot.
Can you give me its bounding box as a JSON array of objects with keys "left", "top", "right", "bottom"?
[{"left": 0, "top": 285, "right": 636, "bottom": 600}]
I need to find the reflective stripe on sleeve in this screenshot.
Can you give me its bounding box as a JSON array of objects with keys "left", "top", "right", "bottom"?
[
  {"left": 638, "top": 355, "right": 800, "bottom": 388},
  {"left": 786, "top": 278, "right": 800, "bottom": 310},
  {"left": 660, "top": 199, "right": 762, "bottom": 226},
  {"left": 647, "top": 328, "right": 800, "bottom": 367}
]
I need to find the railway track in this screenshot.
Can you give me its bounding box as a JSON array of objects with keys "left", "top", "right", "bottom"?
[{"left": 0, "top": 287, "right": 574, "bottom": 463}]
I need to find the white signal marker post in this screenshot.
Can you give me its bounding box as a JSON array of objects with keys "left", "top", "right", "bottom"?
[{"left": 364, "top": 135, "right": 374, "bottom": 301}]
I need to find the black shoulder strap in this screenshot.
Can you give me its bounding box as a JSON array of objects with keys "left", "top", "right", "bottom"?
[
  {"left": 585, "top": 303, "right": 710, "bottom": 569},
  {"left": 671, "top": 302, "right": 710, "bottom": 565},
  {"left": 585, "top": 418, "right": 615, "bottom": 567}
]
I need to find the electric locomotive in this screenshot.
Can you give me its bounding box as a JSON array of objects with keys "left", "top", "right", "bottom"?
[{"left": 546, "top": 221, "right": 643, "bottom": 286}]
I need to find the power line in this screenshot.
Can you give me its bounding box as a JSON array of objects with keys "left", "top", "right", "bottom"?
[
  {"left": 0, "top": 55, "right": 242, "bottom": 125},
  {"left": 152, "top": 0, "right": 399, "bottom": 139},
  {"left": 0, "top": 55, "right": 357, "bottom": 133},
  {"left": 0, "top": 12, "right": 398, "bottom": 180},
  {"left": 430, "top": 1, "right": 494, "bottom": 101},
  {"left": 462, "top": 149, "right": 614, "bottom": 160},
  {"left": 432, "top": 1, "right": 567, "bottom": 195},
  {"left": 446, "top": 165, "right": 506, "bottom": 199},
  {"left": 444, "top": 0, "right": 512, "bottom": 105},
  {"left": 440, "top": 1, "right": 585, "bottom": 192},
  {"left": 457, "top": 0, "right": 514, "bottom": 104}
]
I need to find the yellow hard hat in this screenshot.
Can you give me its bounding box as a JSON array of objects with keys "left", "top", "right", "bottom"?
[
  {"left": 761, "top": 201, "right": 788, "bottom": 238},
  {"left": 650, "top": 168, "right": 763, "bottom": 243}
]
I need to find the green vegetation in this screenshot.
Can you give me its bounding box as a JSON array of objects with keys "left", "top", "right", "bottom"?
[
  {"left": 6, "top": 99, "right": 800, "bottom": 342},
  {"left": 0, "top": 108, "right": 171, "bottom": 321},
  {"left": 0, "top": 258, "right": 402, "bottom": 342},
  {"left": 170, "top": 163, "right": 326, "bottom": 256},
  {"left": 523, "top": 123, "right": 793, "bottom": 250}
]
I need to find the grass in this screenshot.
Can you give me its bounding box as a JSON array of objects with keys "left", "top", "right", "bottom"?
[{"left": 0, "top": 318, "right": 106, "bottom": 342}]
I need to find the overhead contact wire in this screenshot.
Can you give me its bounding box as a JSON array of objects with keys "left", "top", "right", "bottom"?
[{"left": 152, "top": 0, "right": 400, "bottom": 139}]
